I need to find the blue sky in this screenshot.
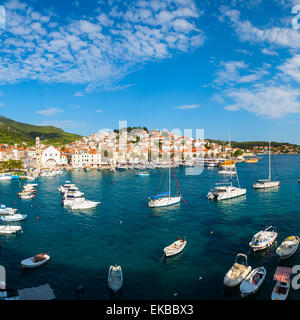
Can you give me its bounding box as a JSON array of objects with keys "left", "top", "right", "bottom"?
[{"left": 1, "top": 0, "right": 300, "bottom": 143}]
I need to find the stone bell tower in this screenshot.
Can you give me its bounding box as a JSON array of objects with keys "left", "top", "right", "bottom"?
[{"left": 35, "top": 136, "right": 42, "bottom": 170}]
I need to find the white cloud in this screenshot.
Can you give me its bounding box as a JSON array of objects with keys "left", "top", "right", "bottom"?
[
  {"left": 36, "top": 107, "right": 63, "bottom": 116},
  {"left": 173, "top": 104, "right": 200, "bottom": 110},
  {"left": 223, "top": 86, "right": 300, "bottom": 118},
  {"left": 0, "top": 0, "right": 205, "bottom": 92},
  {"left": 95, "top": 109, "right": 103, "bottom": 112},
  {"left": 261, "top": 48, "right": 279, "bottom": 56},
  {"left": 279, "top": 54, "right": 300, "bottom": 83},
  {"left": 73, "top": 92, "right": 84, "bottom": 97}
]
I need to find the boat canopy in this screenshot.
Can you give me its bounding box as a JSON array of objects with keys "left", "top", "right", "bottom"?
[
  {"left": 273, "top": 266, "right": 292, "bottom": 283},
  {"left": 151, "top": 192, "right": 169, "bottom": 199}
]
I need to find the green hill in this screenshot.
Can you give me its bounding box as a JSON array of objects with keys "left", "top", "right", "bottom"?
[{"left": 0, "top": 116, "right": 81, "bottom": 146}]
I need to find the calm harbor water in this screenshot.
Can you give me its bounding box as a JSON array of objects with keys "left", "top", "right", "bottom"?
[{"left": 1, "top": 154, "right": 300, "bottom": 300}]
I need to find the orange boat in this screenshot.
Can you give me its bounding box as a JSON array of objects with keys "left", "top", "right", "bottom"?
[{"left": 245, "top": 158, "right": 259, "bottom": 163}]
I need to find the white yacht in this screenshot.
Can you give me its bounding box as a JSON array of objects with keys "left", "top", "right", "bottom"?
[
  {"left": 253, "top": 141, "right": 280, "bottom": 189},
  {"left": 148, "top": 161, "right": 181, "bottom": 208},
  {"left": 207, "top": 132, "right": 246, "bottom": 201},
  {"left": 69, "top": 198, "right": 100, "bottom": 210}
]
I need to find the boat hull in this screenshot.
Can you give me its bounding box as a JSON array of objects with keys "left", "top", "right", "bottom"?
[{"left": 148, "top": 197, "right": 181, "bottom": 208}]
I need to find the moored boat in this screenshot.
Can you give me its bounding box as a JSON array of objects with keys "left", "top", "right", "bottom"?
[
  {"left": 249, "top": 226, "right": 278, "bottom": 252},
  {"left": 224, "top": 253, "right": 252, "bottom": 287},
  {"left": 240, "top": 266, "right": 266, "bottom": 298},
  {"left": 164, "top": 237, "right": 186, "bottom": 257},
  {"left": 276, "top": 236, "right": 300, "bottom": 260},
  {"left": 271, "top": 266, "right": 292, "bottom": 300},
  {"left": 0, "top": 213, "right": 27, "bottom": 222},
  {"left": 21, "top": 253, "right": 50, "bottom": 268},
  {"left": 108, "top": 265, "right": 123, "bottom": 292},
  {"left": 0, "top": 225, "right": 22, "bottom": 234},
  {"left": 0, "top": 204, "right": 17, "bottom": 215}
]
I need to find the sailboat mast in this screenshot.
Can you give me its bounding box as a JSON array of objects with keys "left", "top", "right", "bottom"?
[
  {"left": 229, "top": 131, "right": 233, "bottom": 187},
  {"left": 169, "top": 160, "right": 171, "bottom": 198},
  {"left": 269, "top": 140, "right": 271, "bottom": 181}
]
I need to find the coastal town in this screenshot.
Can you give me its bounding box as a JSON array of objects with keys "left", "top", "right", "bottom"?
[{"left": 0, "top": 127, "right": 296, "bottom": 177}]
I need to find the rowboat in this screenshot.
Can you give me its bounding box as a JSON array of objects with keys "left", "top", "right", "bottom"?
[
  {"left": 240, "top": 266, "right": 266, "bottom": 297},
  {"left": 271, "top": 266, "right": 292, "bottom": 300},
  {"left": 0, "top": 213, "right": 27, "bottom": 222},
  {"left": 0, "top": 225, "right": 22, "bottom": 234},
  {"left": 224, "top": 253, "right": 252, "bottom": 287},
  {"left": 276, "top": 236, "right": 300, "bottom": 260},
  {"left": 108, "top": 265, "right": 123, "bottom": 292},
  {"left": 249, "top": 226, "right": 277, "bottom": 251},
  {"left": 164, "top": 237, "right": 186, "bottom": 257},
  {"left": 21, "top": 253, "right": 50, "bottom": 268}
]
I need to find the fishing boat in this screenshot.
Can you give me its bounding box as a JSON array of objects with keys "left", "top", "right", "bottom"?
[
  {"left": 224, "top": 253, "right": 252, "bottom": 287},
  {"left": 249, "top": 226, "right": 277, "bottom": 251},
  {"left": 21, "top": 253, "right": 50, "bottom": 268},
  {"left": 276, "top": 236, "right": 300, "bottom": 260},
  {"left": 108, "top": 265, "right": 123, "bottom": 292},
  {"left": 0, "top": 213, "right": 27, "bottom": 222},
  {"left": 0, "top": 225, "right": 22, "bottom": 234},
  {"left": 240, "top": 266, "right": 266, "bottom": 298},
  {"left": 271, "top": 266, "right": 292, "bottom": 300},
  {"left": 164, "top": 237, "right": 186, "bottom": 257},
  {"left": 207, "top": 132, "right": 246, "bottom": 201},
  {"left": 0, "top": 204, "right": 17, "bottom": 215},
  {"left": 148, "top": 161, "right": 182, "bottom": 208},
  {"left": 0, "top": 174, "right": 12, "bottom": 180},
  {"left": 253, "top": 141, "right": 280, "bottom": 189},
  {"left": 136, "top": 172, "right": 149, "bottom": 176}
]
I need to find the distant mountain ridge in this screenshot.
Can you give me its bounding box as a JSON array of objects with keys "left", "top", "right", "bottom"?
[{"left": 0, "top": 116, "right": 81, "bottom": 146}]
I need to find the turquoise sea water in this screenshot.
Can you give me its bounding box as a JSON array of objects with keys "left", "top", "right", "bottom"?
[{"left": 1, "top": 154, "right": 300, "bottom": 300}]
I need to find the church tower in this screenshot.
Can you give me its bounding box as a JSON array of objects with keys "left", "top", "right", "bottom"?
[{"left": 35, "top": 136, "right": 41, "bottom": 170}]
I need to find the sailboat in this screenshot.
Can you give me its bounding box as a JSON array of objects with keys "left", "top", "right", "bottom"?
[
  {"left": 148, "top": 161, "right": 181, "bottom": 208},
  {"left": 253, "top": 141, "right": 280, "bottom": 189},
  {"left": 207, "top": 132, "right": 246, "bottom": 201}
]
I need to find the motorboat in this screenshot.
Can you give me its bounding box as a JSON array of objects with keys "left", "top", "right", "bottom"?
[
  {"left": 220, "top": 160, "right": 235, "bottom": 169},
  {"left": 0, "top": 204, "right": 17, "bottom": 215},
  {"left": 0, "top": 225, "right": 22, "bottom": 234},
  {"left": 21, "top": 253, "right": 50, "bottom": 268},
  {"left": 69, "top": 199, "right": 100, "bottom": 210},
  {"left": 224, "top": 253, "right": 252, "bottom": 287},
  {"left": 108, "top": 265, "right": 123, "bottom": 292},
  {"left": 245, "top": 158, "right": 259, "bottom": 163},
  {"left": 240, "top": 266, "right": 266, "bottom": 298},
  {"left": 164, "top": 237, "right": 186, "bottom": 257},
  {"left": 58, "top": 183, "right": 78, "bottom": 193},
  {"left": 19, "top": 193, "right": 35, "bottom": 199},
  {"left": 0, "top": 213, "right": 27, "bottom": 222},
  {"left": 136, "top": 172, "right": 149, "bottom": 176},
  {"left": 207, "top": 185, "right": 246, "bottom": 201},
  {"left": 62, "top": 193, "right": 85, "bottom": 206},
  {"left": 218, "top": 169, "right": 237, "bottom": 175},
  {"left": 271, "top": 266, "right": 292, "bottom": 300},
  {"left": 148, "top": 161, "right": 182, "bottom": 208},
  {"left": 40, "top": 171, "right": 56, "bottom": 177},
  {"left": 249, "top": 226, "right": 278, "bottom": 251},
  {"left": 276, "top": 236, "right": 300, "bottom": 260},
  {"left": 253, "top": 141, "right": 280, "bottom": 189}
]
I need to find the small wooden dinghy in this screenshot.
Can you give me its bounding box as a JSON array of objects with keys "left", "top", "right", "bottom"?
[
  {"left": 276, "top": 236, "right": 300, "bottom": 260},
  {"left": 108, "top": 265, "right": 123, "bottom": 292},
  {"left": 224, "top": 253, "right": 252, "bottom": 287},
  {"left": 21, "top": 253, "right": 50, "bottom": 268},
  {"left": 240, "top": 266, "right": 266, "bottom": 297},
  {"left": 0, "top": 225, "right": 22, "bottom": 234},
  {"left": 271, "top": 266, "right": 292, "bottom": 300},
  {"left": 164, "top": 237, "right": 186, "bottom": 257}
]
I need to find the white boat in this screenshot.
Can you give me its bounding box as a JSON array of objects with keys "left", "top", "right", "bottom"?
[
  {"left": 0, "top": 213, "right": 27, "bottom": 222},
  {"left": 276, "top": 236, "right": 300, "bottom": 260},
  {"left": 218, "top": 169, "right": 237, "bottom": 175},
  {"left": 224, "top": 253, "right": 252, "bottom": 287},
  {"left": 137, "top": 172, "right": 149, "bottom": 176},
  {"left": 108, "top": 265, "right": 123, "bottom": 292},
  {"left": 62, "top": 193, "right": 85, "bottom": 206},
  {"left": 0, "top": 204, "right": 17, "bottom": 215},
  {"left": 69, "top": 199, "right": 100, "bottom": 210},
  {"left": 148, "top": 161, "right": 182, "bottom": 208},
  {"left": 240, "top": 266, "right": 266, "bottom": 298},
  {"left": 58, "top": 183, "right": 78, "bottom": 193},
  {"left": 21, "top": 253, "right": 50, "bottom": 268},
  {"left": 249, "top": 226, "right": 278, "bottom": 251},
  {"left": 0, "top": 225, "right": 22, "bottom": 234},
  {"left": 0, "top": 174, "right": 12, "bottom": 180},
  {"left": 24, "top": 183, "right": 38, "bottom": 188},
  {"left": 207, "top": 132, "right": 246, "bottom": 201},
  {"left": 164, "top": 237, "right": 187, "bottom": 257},
  {"left": 40, "top": 171, "right": 56, "bottom": 177},
  {"left": 253, "top": 141, "right": 280, "bottom": 189},
  {"left": 19, "top": 193, "right": 35, "bottom": 199},
  {"left": 271, "top": 266, "right": 292, "bottom": 300}
]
